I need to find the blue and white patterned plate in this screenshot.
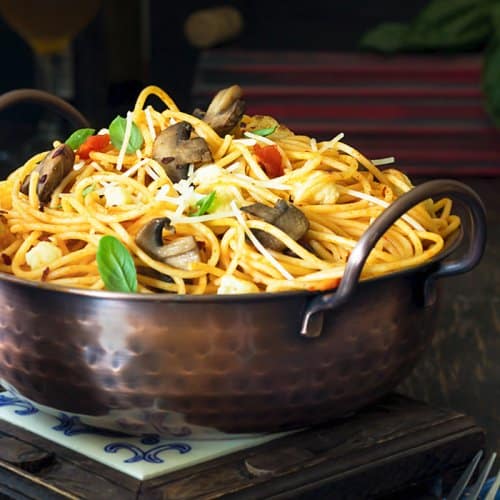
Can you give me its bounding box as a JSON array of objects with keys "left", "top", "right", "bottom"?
[{"left": 0, "top": 391, "right": 288, "bottom": 480}]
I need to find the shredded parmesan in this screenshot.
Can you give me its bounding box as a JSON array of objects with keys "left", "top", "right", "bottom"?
[
  {"left": 90, "top": 161, "right": 104, "bottom": 172},
  {"left": 73, "top": 161, "right": 85, "bottom": 171},
  {"left": 319, "top": 132, "right": 344, "bottom": 152},
  {"left": 225, "top": 161, "right": 243, "bottom": 173},
  {"left": 145, "top": 165, "right": 160, "bottom": 181},
  {"left": 116, "top": 111, "right": 134, "bottom": 171},
  {"left": 244, "top": 131, "right": 276, "bottom": 145},
  {"left": 233, "top": 138, "right": 257, "bottom": 146},
  {"left": 371, "top": 157, "right": 396, "bottom": 166},
  {"left": 123, "top": 158, "right": 150, "bottom": 177},
  {"left": 340, "top": 187, "right": 424, "bottom": 231},
  {"left": 230, "top": 201, "right": 293, "bottom": 280},
  {"left": 145, "top": 107, "right": 156, "bottom": 141}
]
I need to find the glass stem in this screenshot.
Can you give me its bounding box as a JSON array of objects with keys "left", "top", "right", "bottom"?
[{"left": 34, "top": 46, "right": 74, "bottom": 100}]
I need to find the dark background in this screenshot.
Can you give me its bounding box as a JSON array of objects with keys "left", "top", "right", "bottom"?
[{"left": 0, "top": 0, "right": 429, "bottom": 124}]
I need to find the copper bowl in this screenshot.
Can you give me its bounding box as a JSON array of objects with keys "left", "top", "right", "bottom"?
[{"left": 0, "top": 179, "right": 486, "bottom": 437}]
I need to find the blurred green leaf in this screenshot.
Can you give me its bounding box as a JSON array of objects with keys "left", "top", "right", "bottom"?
[
  {"left": 361, "top": 0, "right": 492, "bottom": 53},
  {"left": 361, "top": 0, "right": 498, "bottom": 126},
  {"left": 414, "top": 0, "right": 486, "bottom": 29},
  {"left": 360, "top": 23, "right": 412, "bottom": 53}
]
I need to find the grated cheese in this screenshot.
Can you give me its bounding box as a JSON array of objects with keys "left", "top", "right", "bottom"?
[
  {"left": 371, "top": 157, "right": 395, "bottom": 166},
  {"left": 230, "top": 201, "right": 293, "bottom": 281},
  {"left": 225, "top": 161, "right": 243, "bottom": 173},
  {"left": 123, "top": 158, "right": 150, "bottom": 177},
  {"left": 233, "top": 138, "right": 257, "bottom": 146},
  {"left": 73, "top": 161, "right": 85, "bottom": 171},
  {"left": 145, "top": 164, "right": 160, "bottom": 181},
  {"left": 244, "top": 131, "right": 276, "bottom": 145},
  {"left": 90, "top": 161, "right": 104, "bottom": 172},
  {"left": 145, "top": 106, "right": 156, "bottom": 140},
  {"left": 319, "top": 132, "right": 344, "bottom": 152},
  {"left": 116, "top": 111, "right": 134, "bottom": 171}
]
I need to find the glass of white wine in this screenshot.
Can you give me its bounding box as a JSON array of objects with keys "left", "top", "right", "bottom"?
[{"left": 0, "top": 0, "right": 102, "bottom": 152}]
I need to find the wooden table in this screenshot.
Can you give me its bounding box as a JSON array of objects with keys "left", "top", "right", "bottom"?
[{"left": 0, "top": 393, "right": 485, "bottom": 499}]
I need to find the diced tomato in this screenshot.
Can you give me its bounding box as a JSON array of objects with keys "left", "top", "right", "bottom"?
[
  {"left": 77, "top": 134, "right": 110, "bottom": 159},
  {"left": 252, "top": 144, "right": 284, "bottom": 178}
]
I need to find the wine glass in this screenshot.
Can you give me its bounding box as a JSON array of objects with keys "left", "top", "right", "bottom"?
[{"left": 0, "top": 0, "right": 102, "bottom": 154}]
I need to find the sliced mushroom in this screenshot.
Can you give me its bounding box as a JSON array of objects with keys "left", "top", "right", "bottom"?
[
  {"left": 242, "top": 199, "right": 310, "bottom": 251},
  {"left": 135, "top": 217, "right": 201, "bottom": 270},
  {"left": 21, "top": 144, "right": 75, "bottom": 203},
  {"left": 201, "top": 85, "right": 245, "bottom": 136},
  {"left": 152, "top": 121, "right": 212, "bottom": 183},
  {"left": 136, "top": 266, "right": 174, "bottom": 283}
]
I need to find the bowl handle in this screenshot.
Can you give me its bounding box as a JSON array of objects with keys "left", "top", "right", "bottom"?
[
  {"left": 301, "top": 179, "right": 487, "bottom": 338},
  {"left": 0, "top": 89, "right": 90, "bottom": 128}
]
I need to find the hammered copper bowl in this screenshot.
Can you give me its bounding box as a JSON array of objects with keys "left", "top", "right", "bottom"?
[{"left": 0, "top": 180, "right": 487, "bottom": 437}]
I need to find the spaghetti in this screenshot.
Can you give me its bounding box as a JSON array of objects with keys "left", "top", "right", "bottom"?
[{"left": 0, "top": 85, "right": 460, "bottom": 294}]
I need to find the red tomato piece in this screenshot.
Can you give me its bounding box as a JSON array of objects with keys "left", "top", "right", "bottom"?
[
  {"left": 77, "top": 134, "right": 110, "bottom": 159},
  {"left": 253, "top": 144, "right": 283, "bottom": 178}
]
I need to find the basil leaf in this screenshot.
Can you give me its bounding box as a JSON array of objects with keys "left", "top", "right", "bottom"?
[
  {"left": 191, "top": 191, "right": 216, "bottom": 217},
  {"left": 82, "top": 185, "right": 94, "bottom": 197},
  {"left": 96, "top": 235, "right": 137, "bottom": 292},
  {"left": 252, "top": 126, "right": 277, "bottom": 137},
  {"left": 109, "top": 115, "right": 144, "bottom": 154},
  {"left": 65, "top": 128, "right": 95, "bottom": 150}
]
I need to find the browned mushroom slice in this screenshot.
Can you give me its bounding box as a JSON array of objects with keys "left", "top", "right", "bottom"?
[
  {"left": 152, "top": 121, "right": 212, "bottom": 183},
  {"left": 202, "top": 85, "right": 245, "bottom": 136},
  {"left": 241, "top": 199, "right": 309, "bottom": 251},
  {"left": 135, "top": 217, "right": 201, "bottom": 270},
  {"left": 21, "top": 144, "right": 75, "bottom": 203},
  {"left": 136, "top": 266, "right": 174, "bottom": 283}
]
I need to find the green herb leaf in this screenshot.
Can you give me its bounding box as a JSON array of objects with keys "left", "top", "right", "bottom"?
[
  {"left": 96, "top": 235, "right": 137, "bottom": 292},
  {"left": 65, "top": 128, "right": 95, "bottom": 150},
  {"left": 414, "top": 0, "right": 485, "bottom": 30},
  {"left": 361, "top": 0, "right": 491, "bottom": 53},
  {"left": 109, "top": 115, "right": 144, "bottom": 154},
  {"left": 82, "top": 185, "right": 94, "bottom": 197},
  {"left": 191, "top": 191, "right": 217, "bottom": 217},
  {"left": 251, "top": 126, "right": 277, "bottom": 137},
  {"left": 359, "top": 23, "right": 412, "bottom": 53}
]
